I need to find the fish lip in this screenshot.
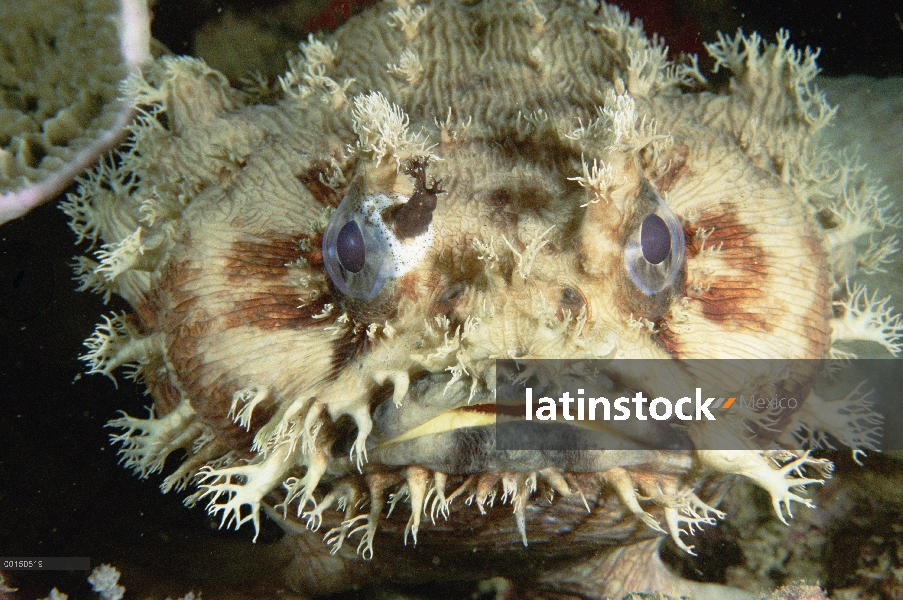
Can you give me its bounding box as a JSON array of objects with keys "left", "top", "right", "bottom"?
[{"left": 368, "top": 371, "right": 694, "bottom": 467}]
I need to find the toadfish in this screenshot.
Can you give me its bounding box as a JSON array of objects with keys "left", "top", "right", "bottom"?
[{"left": 64, "top": 1, "right": 900, "bottom": 597}]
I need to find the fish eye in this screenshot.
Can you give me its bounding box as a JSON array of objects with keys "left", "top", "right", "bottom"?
[
  {"left": 322, "top": 195, "right": 393, "bottom": 301},
  {"left": 624, "top": 192, "right": 685, "bottom": 296},
  {"left": 322, "top": 186, "right": 435, "bottom": 301}
]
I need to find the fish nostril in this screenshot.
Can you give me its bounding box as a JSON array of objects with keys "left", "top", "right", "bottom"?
[
  {"left": 436, "top": 283, "right": 466, "bottom": 315},
  {"left": 559, "top": 286, "right": 587, "bottom": 320}
]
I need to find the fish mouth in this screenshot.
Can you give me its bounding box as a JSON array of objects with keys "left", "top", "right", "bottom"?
[
  {"left": 262, "top": 369, "right": 706, "bottom": 558},
  {"left": 363, "top": 369, "right": 694, "bottom": 476}
]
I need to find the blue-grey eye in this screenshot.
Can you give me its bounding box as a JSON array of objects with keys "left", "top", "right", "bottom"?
[
  {"left": 322, "top": 184, "right": 435, "bottom": 301},
  {"left": 337, "top": 221, "right": 366, "bottom": 273},
  {"left": 640, "top": 213, "right": 670, "bottom": 265},
  {"left": 322, "top": 192, "right": 394, "bottom": 301},
  {"left": 624, "top": 192, "right": 685, "bottom": 296}
]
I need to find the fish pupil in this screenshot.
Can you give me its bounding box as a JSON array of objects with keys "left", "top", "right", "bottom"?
[
  {"left": 337, "top": 221, "right": 366, "bottom": 273},
  {"left": 640, "top": 213, "right": 671, "bottom": 265}
]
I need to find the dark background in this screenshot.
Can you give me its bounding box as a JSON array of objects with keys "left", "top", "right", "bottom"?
[{"left": 1, "top": 0, "right": 901, "bottom": 597}]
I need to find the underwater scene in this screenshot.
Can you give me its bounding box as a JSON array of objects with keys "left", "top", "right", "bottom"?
[{"left": 1, "top": 0, "right": 903, "bottom": 598}]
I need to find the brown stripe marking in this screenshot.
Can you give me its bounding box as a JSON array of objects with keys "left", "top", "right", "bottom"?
[
  {"left": 683, "top": 223, "right": 702, "bottom": 259},
  {"left": 296, "top": 163, "right": 344, "bottom": 207},
  {"left": 143, "top": 365, "right": 183, "bottom": 415},
  {"left": 222, "top": 233, "right": 333, "bottom": 331},
  {"left": 164, "top": 310, "right": 273, "bottom": 451},
  {"left": 686, "top": 206, "right": 773, "bottom": 332},
  {"left": 225, "top": 288, "right": 332, "bottom": 331},
  {"left": 331, "top": 321, "right": 371, "bottom": 376},
  {"left": 654, "top": 317, "right": 682, "bottom": 358},
  {"left": 225, "top": 235, "right": 306, "bottom": 284},
  {"left": 397, "top": 271, "right": 422, "bottom": 303}
]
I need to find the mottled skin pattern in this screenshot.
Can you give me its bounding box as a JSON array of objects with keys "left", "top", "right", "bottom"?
[{"left": 65, "top": 1, "right": 898, "bottom": 598}]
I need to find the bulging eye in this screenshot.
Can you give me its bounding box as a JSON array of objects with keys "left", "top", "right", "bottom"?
[
  {"left": 322, "top": 187, "right": 434, "bottom": 301},
  {"left": 624, "top": 192, "right": 685, "bottom": 296},
  {"left": 322, "top": 194, "right": 393, "bottom": 300}
]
